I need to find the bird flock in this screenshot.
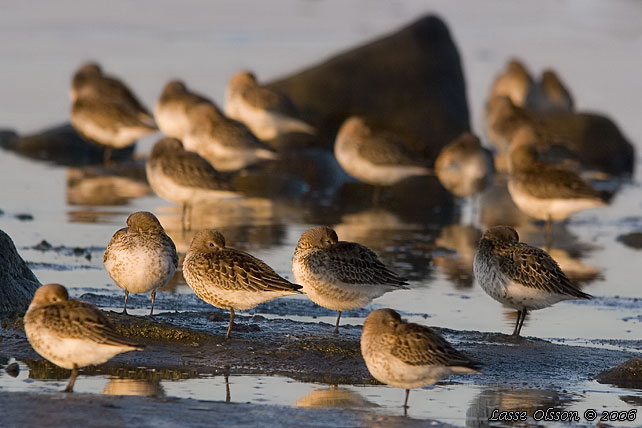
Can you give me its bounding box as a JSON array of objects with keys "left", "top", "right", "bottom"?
[{"left": 21, "top": 58, "right": 611, "bottom": 413}]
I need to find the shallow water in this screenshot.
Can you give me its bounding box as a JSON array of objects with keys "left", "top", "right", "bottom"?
[{"left": 1, "top": 1, "right": 642, "bottom": 427}]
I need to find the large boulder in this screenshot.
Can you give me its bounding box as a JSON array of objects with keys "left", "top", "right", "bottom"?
[
  {"left": 267, "top": 15, "right": 470, "bottom": 161},
  {"left": 597, "top": 357, "right": 642, "bottom": 389},
  {"left": 0, "top": 229, "right": 40, "bottom": 312}
]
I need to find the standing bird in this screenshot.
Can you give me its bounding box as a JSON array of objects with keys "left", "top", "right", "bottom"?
[
  {"left": 182, "top": 103, "right": 278, "bottom": 172},
  {"left": 104, "top": 211, "right": 178, "bottom": 316},
  {"left": 183, "top": 229, "right": 302, "bottom": 339},
  {"left": 154, "top": 80, "right": 216, "bottom": 139},
  {"left": 435, "top": 132, "right": 495, "bottom": 198},
  {"left": 508, "top": 143, "right": 606, "bottom": 242},
  {"left": 473, "top": 226, "right": 592, "bottom": 337},
  {"left": 24, "top": 283, "right": 143, "bottom": 392},
  {"left": 334, "top": 116, "right": 432, "bottom": 187},
  {"left": 525, "top": 69, "right": 574, "bottom": 113},
  {"left": 292, "top": 226, "right": 409, "bottom": 333},
  {"left": 146, "top": 137, "right": 236, "bottom": 230},
  {"left": 224, "top": 70, "right": 315, "bottom": 141},
  {"left": 488, "top": 59, "right": 533, "bottom": 107},
  {"left": 69, "top": 62, "right": 157, "bottom": 164},
  {"left": 361, "top": 309, "right": 480, "bottom": 414}
]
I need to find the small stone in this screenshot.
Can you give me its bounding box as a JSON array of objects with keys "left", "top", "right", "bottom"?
[
  {"left": 15, "top": 213, "right": 34, "bottom": 221},
  {"left": 6, "top": 362, "right": 19, "bottom": 377}
]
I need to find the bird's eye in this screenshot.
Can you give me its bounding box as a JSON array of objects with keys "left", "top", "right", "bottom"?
[{"left": 209, "top": 242, "right": 215, "bottom": 247}]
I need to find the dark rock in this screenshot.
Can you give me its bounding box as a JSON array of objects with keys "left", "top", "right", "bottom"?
[
  {"left": 5, "top": 362, "right": 19, "bottom": 377},
  {"left": 0, "top": 123, "right": 135, "bottom": 167},
  {"left": 0, "top": 229, "right": 40, "bottom": 311},
  {"left": 14, "top": 213, "right": 33, "bottom": 221},
  {"left": 267, "top": 15, "right": 470, "bottom": 160},
  {"left": 617, "top": 232, "right": 642, "bottom": 250},
  {"left": 597, "top": 357, "right": 642, "bottom": 389}
]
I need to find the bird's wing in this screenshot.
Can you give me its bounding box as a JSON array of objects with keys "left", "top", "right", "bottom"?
[
  {"left": 203, "top": 250, "right": 301, "bottom": 293},
  {"left": 356, "top": 132, "right": 427, "bottom": 167},
  {"left": 391, "top": 323, "right": 479, "bottom": 368},
  {"left": 497, "top": 243, "right": 591, "bottom": 298},
  {"left": 40, "top": 301, "right": 143, "bottom": 348},
  {"left": 158, "top": 150, "right": 233, "bottom": 191},
  {"left": 516, "top": 166, "right": 602, "bottom": 200},
  {"left": 308, "top": 242, "right": 408, "bottom": 287}
]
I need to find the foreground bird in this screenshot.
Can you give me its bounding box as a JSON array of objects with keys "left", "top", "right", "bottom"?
[
  {"left": 23, "top": 283, "right": 144, "bottom": 392},
  {"left": 69, "top": 62, "right": 157, "bottom": 164},
  {"left": 224, "top": 70, "right": 315, "bottom": 141},
  {"left": 334, "top": 117, "right": 431, "bottom": 187},
  {"left": 104, "top": 211, "right": 178, "bottom": 316},
  {"left": 435, "top": 132, "right": 495, "bottom": 198},
  {"left": 508, "top": 143, "right": 606, "bottom": 240},
  {"left": 154, "top": 80, "right": 215, "bottom": 139},
  {"left": 183, "top": 230, "right": 302, "bottom": 339},
  {"left": 182, "top": 103, "right": 277, "bottom": 172},
  {"left": 292, "top": 226, "right": 409, "bottom": 333},
  {"left": 146, "top": 137, "right": 236, "bottom": 230},
  {"left": 361, "top": 309, "right": 480, "bottom": 414},
  {"left": 473, "top": 226, "right": 592, "bottom": 336}
]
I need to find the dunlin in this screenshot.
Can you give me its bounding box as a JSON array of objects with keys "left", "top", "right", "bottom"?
[
  {"left": 473, "top": 226, "right": 592, "bottom": 336},
  {"left": 70, "top": 62, "right": 157, "bottom": 164},
  {"left": 334, "top": 117, "right": 431, "bottom": 186},
  {"left": 508, "top": 143, "right": 606, "bottom": 237},
  {"left": 526, "top": 69, "right": 574, "bottom": 113},
  {"left": 154, "top": 80, "right": 216, "bottom": 139},
  {"left": 145, "top": 137, "right": 236, "bottom": 230},
  {"left": 104, "top": 211, "right": 178, "bottom": 316},
  {"left": 224, "top": 70, "right": 315, "bottom": 141},
  {"left": 182, "top": 103, "right": 277, "bottom": 172},
  {"left": 292, "top": 226, "right": 409, "bottom": 333},
  {"left": 435, "top": 132, "right": 495, "bottom": 198},
  {"left": 183, "top": 229, "right": 302, "bottom": 339},
  {"left": 24, "top": 283, "right": 143, "bottom": 392},
  {"left": 488, "top": 59, "right": 533, "bottom": 107},
  {"left": 361, "top": 309, "right": 480, "bottom": 413}
]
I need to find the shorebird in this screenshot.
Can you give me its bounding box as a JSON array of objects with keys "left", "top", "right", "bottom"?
[
  {"left": 435, "top": 132, "right": 495, "bottom": 198},
  {"left": 69, "top": 62, "right": 157, "bottom": 164},
  {"left": 183, "top": 229, "right": 302, "bottom": 339},
  {"left": 104, "top": 211, "right": 178, "bottom": 316},
  {"left": 292, "top": 226, "right": 409, "bottom": 333},
  {"left": 488, "top": 59, "right": 533, "bottom": 107},
  {"left": 507, "top": 143, "right": 606, "bottom": 240},
  {"left": 146, "top": 137, "right": 236, "bottom": 230},
  {"left": 526, "top": 69, "right": 574, "bottom": 113},
  {"left": 182, "top": 103, "right": 278, "bottom": 172},
  {"left": 473, "top": 226, "right": 592, "bottom": 336},
  {"left": 23, "top": 283, "right": 144, "bottom": 392},
  {"left": 225, "top": 70, "right": 315, "bottom": 141},
  {"left": 334, "top": 116, "right": 431, "bottom": 187},
  {"left": 154, "top": 80, "right": 216, "bottom": 139},
  {"left": 361, "top": 309, "right": 480, "bottom": 414}
]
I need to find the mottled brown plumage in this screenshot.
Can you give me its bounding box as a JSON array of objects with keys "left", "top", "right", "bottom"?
[
  {"left": 154, "top": 80, "right": 217, "bottom": 139},
  {"left": 183, "top": 230, "right": 301, "bottom": 338},
  {"left": 24, "top": 284, "right": 143, "bottom": 392},
  {"left": 104, "top": 211, "right": 178, "bottom": 316},
  {"left": 361, "top": 309, "right": 480, "bottom": 413},
  {"left": 293, "top": 226, "right": 408, "bottom": 333},
  {"left": 474, "top": 226, "right": 591, "bottom": 336}
]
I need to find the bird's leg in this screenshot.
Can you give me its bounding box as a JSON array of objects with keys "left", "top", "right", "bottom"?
[
  {"left": 516, "top": 309, "right": 527, "bottom": 336},
  {"left": 63, "top": 365, "right": 79, "bottom": 393},
  {"left": 149, "top": 290, "right": 156, "bottom": 318},
  {"left": 225, "top": 308, "right": 235, "bottom": 339},
  {"left": 103, "top": 147, "right": 112, "bottom": 167},
  {"left": 372, "top": 186, "right": 382, "bottom": 206},
  {"left": 225, "top": 374, "right": 231, "bottom": 403},
  {"left": 333, "top": 311, "right": 342, "bottom": 334},
  {"left": 403, "top": 389, "right": 410, "bottom": 415},
  {"left": 511, "top": 310, "right": 522, "bottom": 336},
  {"left": 122, "top": 290, "right": 129, "bottom": 315}
]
